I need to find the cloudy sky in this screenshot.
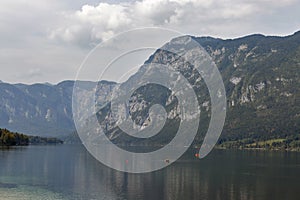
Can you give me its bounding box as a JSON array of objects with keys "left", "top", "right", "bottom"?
[{"left": 1, "top": 0, "right": 300, "bottom": 84}]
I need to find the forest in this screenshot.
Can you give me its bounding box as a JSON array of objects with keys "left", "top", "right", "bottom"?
[
  {"left": 0, "top": 128, "right": 29, "bottom": 146},
  {"left": 0, "top": 128, "right": 63, "bottom": 146}
]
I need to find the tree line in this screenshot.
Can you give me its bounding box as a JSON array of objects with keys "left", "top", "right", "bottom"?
[
  {"left": 0, "top": 128, "right": 63, "bottom": 146},
  {"left": 0, "top": 128, "right": 29, "bottom": 146}
]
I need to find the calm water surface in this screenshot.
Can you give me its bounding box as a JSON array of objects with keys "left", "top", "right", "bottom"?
[{"left": 0, "top": 145, "right": 300, "bottom": 200}]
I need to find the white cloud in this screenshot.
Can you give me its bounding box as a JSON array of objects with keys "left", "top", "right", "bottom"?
[
  {"left": 50, "top": 0, "right": 299, "bottom": 47},
  {"left": 50, "top": 2, "right": 134, "bottom": 46},
  {"left": 0, "top": 0, "right": 299, "bottom": 84}
]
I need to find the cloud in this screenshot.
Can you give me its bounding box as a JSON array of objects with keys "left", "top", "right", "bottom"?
[
  {"left": 50, "top": 0, "right": 298, "bottom": 47},
  {"left": 0, "top": 0, "right": 299, "bottom": 84},
  {"left": 49, "top": 2, "right": 133, "bottom": 47},
  {"left": 22, "top": 68, "right": 42, "bottom": 79}
]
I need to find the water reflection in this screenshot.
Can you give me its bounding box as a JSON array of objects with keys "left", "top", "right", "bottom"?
[{"left": 0, "top": 145, "right": 300, "bottom": 200}]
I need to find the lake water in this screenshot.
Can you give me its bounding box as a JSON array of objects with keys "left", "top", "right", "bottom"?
[{"left": 0, "top": 145, "right": 300, "bottom": 200}]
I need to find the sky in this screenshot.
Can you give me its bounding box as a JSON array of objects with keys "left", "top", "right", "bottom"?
[{"left": 0, "top": 0, "right": 300, "bottom": 84}]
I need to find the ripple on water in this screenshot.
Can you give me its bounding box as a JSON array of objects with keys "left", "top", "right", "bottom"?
[{"left": 0, "top": 184, "right": 68, "bottom": 200}]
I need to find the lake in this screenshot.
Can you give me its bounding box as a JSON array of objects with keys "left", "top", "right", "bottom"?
[{"left": 0, "top": 145, "right": 300, "bottom": 200}]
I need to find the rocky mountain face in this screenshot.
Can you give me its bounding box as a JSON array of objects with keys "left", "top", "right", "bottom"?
[
  {"left": 1, "top": 31, "right": 299, "bottom": 144},
  {"left": 95, "top": 31, "right": 300, "bottom": 146},
  {"left": 0, "top": 80, "right": 115, "bottom": 137},
  {"left": 197, "top": 32, "right": 300, "bottom": 141}
]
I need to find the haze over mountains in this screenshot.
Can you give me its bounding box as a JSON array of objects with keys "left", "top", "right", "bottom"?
[
  {"left": 0, "top": 31, "right": 299, "bottom": 145},
  {"left": 0, "top": 80, "right": 115, "bottom": 137}
]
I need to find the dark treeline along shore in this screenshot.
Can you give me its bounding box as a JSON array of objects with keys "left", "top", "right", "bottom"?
[{"left": 0, "top": 128, "right": 63, "bottom": 146}]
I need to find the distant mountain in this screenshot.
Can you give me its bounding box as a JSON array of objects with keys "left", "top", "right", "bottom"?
[
  {"left": 94, "top": 31, "right": 300, "bottom": 148},
  {"left": 196, "top": 31, "right": 300, "bottom": 149},
  {"left": 1, "top": 31, "right": 299, "bottom": 149},
  {"left": 0, "top": 80, "right": 115, "bottom": 137}
]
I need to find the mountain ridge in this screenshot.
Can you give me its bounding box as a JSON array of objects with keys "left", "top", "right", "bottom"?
[
  {"left": 94, "top": 30, "right": 300, "bottom": 149},
  {"left": 0, "top": 31, "right": 299, "bottom": 148},
  {"left": 0, "top": 80, "right": 116, "bottom": 137}
]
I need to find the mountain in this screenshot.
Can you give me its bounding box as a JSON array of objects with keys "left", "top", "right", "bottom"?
[
  {"left": 0, "top": 31, "right": 299, "bottom": 149},
  {"left": 93, "top": 31, "right": 300, "bottom": 149},
  {"left": 0, "top": 80, "right": 115, "bottom": 137},
  {"left": 196, "top": 32, "right": 300, "bottom": 149}
]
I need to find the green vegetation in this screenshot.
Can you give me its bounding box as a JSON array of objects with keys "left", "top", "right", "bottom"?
[
  {"left": 29, "top": 136, "right": 64, "bottom": 145},
  {"left": 217, "top": 134, "right": 300, "bottom": 151},
  {"left": 0, "top": 128, "right": 29, "bottom": 146},
  {"left": 0, "top": 128, "right": 63, "bottom": 146}
]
